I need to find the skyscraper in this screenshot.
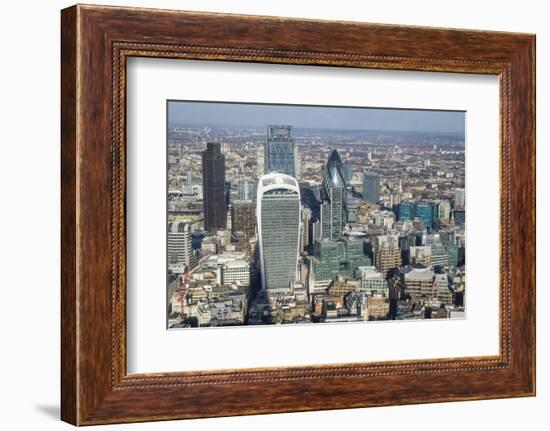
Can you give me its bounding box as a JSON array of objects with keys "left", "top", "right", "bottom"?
[
  {"left": 320, "top": 150, "right": 348, "bottom": 240},
  {"left": 257, "top": 173, "right": 301, "bottom": 292},
  {"left": 438, "top": 200, "right": 452, "bottom": 222},
  {"left": 265, "top": 125, "right": 296, "bottom": 177},
  {"left": 202, "top": 142, "right": 226, "bottom": 232},
  {"left": 454, "top": 188, "right": 465, "bottom": 209},
  {"left": 343, "top": 162, "right": 354, "bottom": 182},
  {"left": 256, "top": 144, "right": 265, "bottom": 177},
  {"left": 363, "top": 174, "right": 380, "bottom": 203}
]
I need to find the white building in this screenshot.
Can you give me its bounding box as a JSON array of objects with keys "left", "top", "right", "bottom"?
[
  {"left": 204, "top": 253, "right": 251, "bottom": 288},
  {"left": 438, "top": 200, "right": 451, "bottom": 222},
  {"left": 454, "top": 188, "right": 465, "bottom": 209},
  {"left": 355, "top": 266, "right": 389, "bottom": 295},
  {"left": 257, "top": 173, "right": 301, "bottom": 292},
  {"left": 167, "top": 221, "right": 196, "bottom": 271}
]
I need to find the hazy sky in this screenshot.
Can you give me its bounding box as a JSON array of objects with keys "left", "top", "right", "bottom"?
[{"left": 168, "top": 101, "right": 465, "bottom": 135}]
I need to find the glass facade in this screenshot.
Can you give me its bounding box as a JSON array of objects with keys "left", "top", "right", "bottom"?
[
  {"left": 453, "top": 209, "right": 466, "bottom": 226},
  {"left": 362, "top": 174, "right": 380, "bottom": 203},
  {"left": 202, "top": 142, "right": 226, "bottom": 232},
  {"left": 313, "top": 238, "right": 369, "bottom": 281},
  {"left": 266, "top": 125, "right": 296, "bottom": 177},
  {"left": 447, "top": 244, "right": 459, "bottom": 267},
  {"left": 258, "top": 173, "right": 301, "bottom": 292},
  {"left": 398, "top": 201, "right": 437, "bottom": 229},
  {"left": 414, "top": 202, "right": 437, "bottom": 229},
  {"left": 320, "top": 150, "right": 348, "bottom": 240}
]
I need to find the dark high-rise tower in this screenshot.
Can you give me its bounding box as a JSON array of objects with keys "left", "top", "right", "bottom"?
[{"left": 202, "top": 142, "right": 226, "bottom": 232}]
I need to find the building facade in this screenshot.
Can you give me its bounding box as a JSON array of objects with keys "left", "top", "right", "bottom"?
[
  {"left": 355, "top": 266, "right": 389, "bottom": 294},
  {"left": 167, "top": 221, "right": 196, "bottom": 272},
  {"left": 257, "top": 173, "right": 302, "bottom": 292},
  {"left": 231, "top": 202, "right": 256, "bottom": 238},
  {"left": 265, "top": 125, "right": 296, "bottom": 177},
  {"left": 398, "top": 200, "right": 438, "bottom": 229},
  {"left": 374, "top": 234, "right": 402, "bottom": 277},
  {"left": 320, "top": 150, "right": 348, "bottom": 240},
  {"left": 202, "top": 142, "right": 226, "bottom": 231},
  {"left": 362, "top": 174, "right": 380, "bottom": 203},
  {"left": 454, "top": 188, "right": 465, "bottom": 209}
]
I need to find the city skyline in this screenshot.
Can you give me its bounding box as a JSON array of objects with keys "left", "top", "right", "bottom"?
[
  {"left": 168, "top": 100, "right": 466, "bottom": 136},
  {"left": 167, "top": 102, "right": 466, "bottom": 329}
]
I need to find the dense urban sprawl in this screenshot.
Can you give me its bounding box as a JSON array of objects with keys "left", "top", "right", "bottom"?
[{"left": 167, "top": 123, "right": 466, "bottom": 328}]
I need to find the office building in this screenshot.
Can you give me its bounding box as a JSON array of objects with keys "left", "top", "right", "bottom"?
[
  {"left": 455, "top": 188, "right": 465, "bottom": 209},
  {"left": 343, "top": 162, "right": 353, "bottom": 182},
  {"left": 301, "top": 207, "right": 312, "bottom": 252},
  {"left": 347, "top": 197, "right": 359, "bottom": 223},
  {"left": 320, "top": 150, "right": 348, "bottom": 240},
  {"left": 167, "top": 221, "right": 197, "bottom": 272},
  {"left": 311, "top": 238, "right": 369, "bottom": 284},
  {"left": 399, "top": 201, "right": 413, "bottom": 221},
  {"left": 204, "top": 253, "right": 251, "bottom": 288},
  {"left": 374, "top": 234, "right": 402, "bottom": 277},
  {"left": 355, "top": 266, "right": 389, "bottom": 294},
  {"left": 231, "top": 202, "right": 256, "bottom": 238},
  {"left": 410, "top": 245, "right": 432, "bottom": 266},
  {"left": 438, "top": 200, "right": 452, "bottom": 222},
  {"left": 363, "top": 174, "right": 380, "bottom": 203},
  {"left": 202, "top": 142, "right": 226, "bottom": 231},
  {"left": 453, "top": 208, "right": 466, "bottom": 226},
  {"left": 447, "top": 244, "right": 459, "bottom": 267},
  {"left": 398, "top": 201, "right": 437, "bottom": 229},
  {"left": 431, "top": 242, "right": 449, "bottom": 267},
  {"left": 235, "top": 179, "right": 257, "bottom": 202},
  {"left": 265, "top": 125, "right": 296, "bottom": 177},
  {"left": 414, "top": 201, "right": 437, "bottom": 229},
  {"left": 403, "top": 265, "right": 435, "bottom": 302},
  {"left": 257, "top": 173, "right": 301, "bottom": 292},
  {"left": 294, "top": 145, "right": 301, "bottom": 180},
  {"left": 256, "top": 144, "right": 265, "bottom": 177}
]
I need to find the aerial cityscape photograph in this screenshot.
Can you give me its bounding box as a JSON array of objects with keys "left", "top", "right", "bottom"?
[{"left": 166, "top": 101, "right": 466, "bottom": 329}]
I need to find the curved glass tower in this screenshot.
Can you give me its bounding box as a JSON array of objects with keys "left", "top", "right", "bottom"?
[
  {"left": 320, "top": 149, "right": 348, "bottom": 240},
  {"left": 257, "top": 173, "right": 301, "bottom": 292}
]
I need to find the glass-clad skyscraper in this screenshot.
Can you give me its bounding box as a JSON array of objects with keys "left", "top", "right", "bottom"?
[
  {"left": 257, "top": 173, "right": 301, "bottom": 292},
  {"left": 202, "top": 142, "right": 226, "bottom": 232},
  {"left": 320, "top": 150, "right": 348, "bottom": 240},
  {"left": 363, "top": 174, "right": 380, "bottom": 203},
  {"left": 265, "top": 125, "right": 296, "bottom": 177}
]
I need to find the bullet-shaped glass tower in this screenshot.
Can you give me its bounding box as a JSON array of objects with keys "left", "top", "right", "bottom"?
[
  {"left": 320, "top": 149, "right": 348, "bottom": 240},
  {"left": 257, "top": 173, "right": 301, "bottom": 292}
]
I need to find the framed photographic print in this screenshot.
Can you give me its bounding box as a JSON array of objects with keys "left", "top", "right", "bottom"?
[{"left": 61, "top": 4, "right": 536, "bottom": 425}]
